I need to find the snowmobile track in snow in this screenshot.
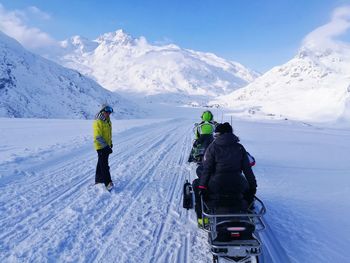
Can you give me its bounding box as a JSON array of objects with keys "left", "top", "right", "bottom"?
[
  {"left": 0, "top": 118, "right": 292, "bottom": 263},
  {"left": 258, "top": 219, "right": 291, "bottom": 263}
]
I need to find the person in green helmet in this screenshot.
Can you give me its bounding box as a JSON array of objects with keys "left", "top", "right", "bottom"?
[
  {"left": 194, "top": 111, "right": 217, "bottom": 139},
  {"left": 188, "top": 110, "right": 217, "bottom": 163}
]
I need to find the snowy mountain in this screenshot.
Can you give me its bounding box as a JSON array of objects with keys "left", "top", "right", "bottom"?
[
  {"left": 213, "top": 44, "right": 350, "bottom": 122},
  {"left": 50, "top": 29, "right": 259, "bottom": 105},
  {"left": 0, "top": 31, "right": 142, "bottom": 119}
]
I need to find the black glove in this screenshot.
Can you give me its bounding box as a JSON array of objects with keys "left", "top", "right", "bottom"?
[
  {"left": 111, "top": 143, "right": 113, "bottom": 149},
  {"left": 104, "top": 146, "right": 113, "bottom": 154},
  {"left": 198, "top": 186, "right": 208, "bottom": 198}
]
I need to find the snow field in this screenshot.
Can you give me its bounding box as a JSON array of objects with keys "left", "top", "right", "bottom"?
[
  {"left": 235, "top": 120, "right": 350, "bottom": 262},
  {"left": 0, "top": 117, "right": 349, "bottom": 262},
  {"left": 0, "top": 118, "right": 211, "bottom": 262}
]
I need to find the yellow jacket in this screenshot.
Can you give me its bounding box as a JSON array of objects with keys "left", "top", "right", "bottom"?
[{"left": 93, "top": 113, "right": 112, "bottom": 150}]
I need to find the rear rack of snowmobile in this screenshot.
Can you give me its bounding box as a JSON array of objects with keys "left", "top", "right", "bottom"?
[
  {"left": 201, "top": 196, "right": 266, "bottom": 232},
  {"left": 201, "top": 196, "right": 266, "bottom": 263}
]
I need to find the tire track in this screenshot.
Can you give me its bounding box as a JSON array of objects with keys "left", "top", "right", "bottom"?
[
  {"left": 92, "top": 124, "right": 193, "bottom": 262},
  {"left": 60, "top": 121, "right": 189, "bottom": 262},
  {"left": 258, "top": 220, "right": 291, "bottom": 263},
  {"left": 92, "top": 123, "right": 189, "bottom": 262},
  {"left": 146, "top": 125, "right": 197, "bottom": 263},
  {"left": 1, "top": 118, "right": 174, "bottom": 224},
  {"left": 0, "top": 119, "right": 189, "bottom": 261}
]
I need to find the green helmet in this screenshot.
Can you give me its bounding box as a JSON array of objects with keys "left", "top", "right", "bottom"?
[{"left": 201, "top": 111, "right": 213, "bottom": 122}]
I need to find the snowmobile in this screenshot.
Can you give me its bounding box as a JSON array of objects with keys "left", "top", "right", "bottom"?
[{"left": 200, "top": 196, "right": 266, "bottom": 263}]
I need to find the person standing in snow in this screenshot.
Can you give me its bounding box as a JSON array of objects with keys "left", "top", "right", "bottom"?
[
  {"left": 193, "top": 122, "right": 257, "bottom": 226},
  {"left": 93, "top": 104, "right": 114, "bottom": 191}
]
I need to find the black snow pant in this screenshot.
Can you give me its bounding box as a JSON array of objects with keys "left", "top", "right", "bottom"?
[{"left": 95, "top": 148, "right": 112, "bottom": 186}]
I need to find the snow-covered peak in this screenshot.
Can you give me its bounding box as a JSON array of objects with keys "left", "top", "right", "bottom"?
[
  {"left": 47, "top": 29, "right": 259, "bottom": 106},
  {"left": 0, "top": 30, "right": 142, "bottom": 119},
  {"left": 71, "top": 35, "right": 88, "bottom": 46},
  {"left": 212, "top": 7, "right": 350, "bottom": 123},
  {"left": 298, "top": 41, "right": 350, "bottom": 59},
  {"left": 96, "top": 29, "right": 134, "bottom": 45},
  {"left": 296, "top": 44, "right": 350, "bottom": 74},
  {"left": 213, "top": 42, "right": 350, "bottom": 122},
  {"left": 60, "top": 35, "right": 98, "bottom": 54}
]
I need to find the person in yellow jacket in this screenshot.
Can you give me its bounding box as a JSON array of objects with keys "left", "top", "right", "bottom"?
[{"left": 93, "top": 104, "right": 114, "bottom": 191}]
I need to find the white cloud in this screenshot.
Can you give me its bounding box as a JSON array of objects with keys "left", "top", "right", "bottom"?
[
  {"left": 303, "top": 5, "right": 350, "bottom": 50},
  {"left": 154, "top": 37, "right": 174, "bottom": 46},
  {"left": 0, "top": 4, "right": 57, "bottom": 49},
  {"left": 27, "top": 6, "right": 51, "bottom": 20}
]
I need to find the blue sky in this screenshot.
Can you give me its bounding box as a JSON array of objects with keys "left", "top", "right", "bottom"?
[{"left": 0, "top": 0, "right": 349, "bottom": 72}]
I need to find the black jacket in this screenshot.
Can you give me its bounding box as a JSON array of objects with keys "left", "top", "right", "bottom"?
[{"left": 199, "top": 133, "right": 257, "bottom": 197}]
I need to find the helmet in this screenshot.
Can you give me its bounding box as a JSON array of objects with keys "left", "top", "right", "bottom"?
[
  {"left": 201, "top": 111, "right": 213, "bottom": 122},
  {"left": 101, "top": 104, "right": 113, "bottom": 113}
]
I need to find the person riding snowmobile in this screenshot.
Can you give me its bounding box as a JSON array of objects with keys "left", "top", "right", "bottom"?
[
  {"left": 188, "top": 110, "right": 217, "bottom": 163},
  {"left": 193, "top": 122, "right": 257, "bottom": 226}
]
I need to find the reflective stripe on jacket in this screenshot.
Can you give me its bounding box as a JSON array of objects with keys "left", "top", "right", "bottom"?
[
  {"left": 195, "top": 121, "right": 216, "bottom": 139},
  {"left": 93, "top": 115, "right": 112, "bottom": 150}
]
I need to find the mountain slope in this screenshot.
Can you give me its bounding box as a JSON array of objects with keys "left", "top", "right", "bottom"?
[
  {"left": 0, "top": 31, "right": 142, "bottom": 119},
  {"left": 51, "top": 30, "right": 259, "bottom": 105},
  {"left": 213, "top": 45, "right": 350, "bottom": 122}
]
